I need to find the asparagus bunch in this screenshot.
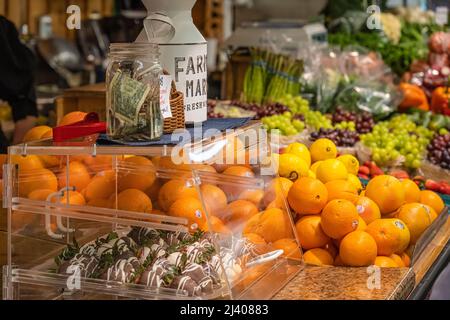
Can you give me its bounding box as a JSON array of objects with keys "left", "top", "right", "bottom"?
[{"left": 242, "top": 48, "right": 304, "bottom": 105}]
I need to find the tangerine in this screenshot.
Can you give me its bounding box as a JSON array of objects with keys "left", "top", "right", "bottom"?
[
  {"left": 401, "top": 179, "right": 421, "bottom": 203},
  {"left": 419, "top": 190, "right": 444, "bottom": 215},
  {"left": 366, "top": 218, "right": 410, "bottom": 255},
  {"left": 365, "top": 175, "right": 405, "bottom": 215},
  {"left": 116, "top": 189, "right": 152, "bottom": 213},
  {"left": 325, "top": 180, "right": 358, "bottom": 202},
  {"left": 200, "top": 184, "right": 227, "bottom": 216},
  {"left": 320, "top": 199, "right": 359, "bottom": 239},
  {"left": 397, "top": 203, "right": 432, "bottom": 244},
  {"left": 355, "top": 196, "right": 381, "bottom": 225},
  {"left": 243, "top": 208, "right": 292, "bottom": 243},
  {"left": 272, "top": 238, "right": 302, "bottom": 259},
  {"left": 295, "top": 215, "right": 330, "bottom": 250},
  {"left": 58, "top": 161, "right": 91, "bottom": 192},
  {"left": 19, "top": 168, "right": 57, "bottom": 197},
  {"left": 374, "top": 256, "right": 398, "bottom": 268},
  {"left": 303, "top": 248, "right": 334, "bottom": 266},
  {"left": 118, "top": 156, "right": 156, "bottom": 192},
  {"left": 287, "top": 177, "right": 328, "bottom": 215},
  {"left": 84, "top": 170, "right": 116, "bottom": 201},
  {"left": 339, "top": 231, "right": 377, "bottom": 267},
  {"left": 158, "top": 179, "right": 198, "bottom": 211},
  {"left": 168, "top": 196, "right": 207, "bottom": 231}
]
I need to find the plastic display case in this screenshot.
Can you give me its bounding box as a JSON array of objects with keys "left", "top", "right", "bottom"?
[{"left": 2, "top": 122, "right": 303, "bottom": 300}]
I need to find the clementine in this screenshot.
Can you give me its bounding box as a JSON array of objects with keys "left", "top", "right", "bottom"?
[
  {"left": 339, "top": 231, "right": 377, "bottom": 267},
  {"left": 168, "top": 196, "right": 207, "bottom": 231},
  {"left": 295, "top": 215, "right": 330, "bottom": 250},
  {"left": 355, "top": 196, "right": 381, "bottom": 224},
  {"left": 271, "top": 238, "right": 302, "bottom": 259},
  {"left": 116, "top": 189, "right": 153, "bottom": 213},
  {"left": 397, "top": 203, "right": 432, "bottom": 244},
  {"left": 58, "top": 161, "right": 91, "bottom": 192},
  {"left": 401, "top": 179, "right": 421, "bottom": 203},
  {"left": 365, "top": 175, "right": 405, "bottom": 215},
  {"left": 287, "top": 177, "right": 328, "bottom": 215},
  {"left": 158, "top": 179, "right": 198, "bottom": 211},
  {"left": 303, "top": 248, "right": 334, "bottom": 266},
  {"left": 320, "top": 199, "right": 359, "bottom": 239},
  {"left": 374, "top": 256, "right": 398, "bottom": 268},
  {"left": 419, "top": 190, "right": 444, "bottom": 215},
  {"left": 118, "top": 156, "right": 156, "bottom": 192},
  {"left": 366, "top": 218, "right": 410, "bottom": 255}
]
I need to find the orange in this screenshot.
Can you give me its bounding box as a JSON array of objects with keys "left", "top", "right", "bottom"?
[
  {"left": 287, "top": 177, "right": 328, "bottom": 215},
  {"left": 87, "top": 198, "right": 112, "bottom": 209},
  {"left": 220, "top": 165, "right": 255, "bottom": 200},
  {"left": 316, "top": 159, "right": 348, "bottom": 184},
  {"left": 58, "top": 161, "right": 91, "bottom": 192},
  {"left": 325, "top": 180, "right": 358, "bottom": 202},
  {"left": 272, "top": 238, "right": 302, "bottom": 259},
  {"left": 397, "top": 203, "right": 432, "bottom": 244},
  {"left": 158, "top": 179, "right": 198, "bottom": 212},
  {"left": 339, "top": 231, "right": 377, "bottom": 267},
  {"left": 59, "top": 111, "right": 87, "bottom": 126},
  {"left": 263, "top": 177, "right": 293, "bottom": 208},
  {"left": 419, "top": 190, "right": 445, "bottom": 215},
  {"left": 355, "top": 196, "right": 381, "bottom": 224},
  {"left": 200, "top": 184, "right": 227, "bottom": 216},
  {"left": 84, "top": 170, "right": 116, "bottom": 201},
  {"left": 365, "top": 175, "right": 405, "bottom": 215},
  {"left": 168, "top": 196, "right": 207, "bottom": 231},
  {"left": 238, "top": 189, "right": 264, "bottom": 207},
  {"left": 321, "top": 199, "right": 359, "bottom": 239},
  {"left": 118, "top": 156, "right": 156, "bottom": 192},
  {"left": 23, "top": 126, "right": 52, "bottom": 142},
  {"left": 19, "top": 168, "right": 58, "bottom": 197},
  {"left": 116, "top": 189, "right": 152, "bottom": 213},
  {"left": 374, "top": 256, "right": 398, "bottom": 268},
  {"left": 222, "top": 165, "right": 255, "bottom": 178},
  {"left": 389, "top": 254, "right": 405, "bottom": 267},
  {"left": 401, "top": 179, "right": 421, "bottom": 203},
  {"left": 11, "top": 155, "right": 43, "bottom": 171},
  {"left": 56, "top": 191, "right": 86, "bottom": 206},
  {"left": 220, "top": 199, "right": 258, "bottom": 225},
  {"left": 244, "top": 233, "right": 267, "bottom": 245},
  {"left": 200, "top": 216, "right": 231, "bottom": 234},
  {"left": 322, "top": 241, "right": 338, "bottom": 259},
  {"left": 38, "top": 155, "right": 60, "bottom": 168},
  {"left": 421, "top": 204, "right": 438, "bottom": 223},
  {"left": 401, "top": 252, "right": 411, "bottom": 267},
  {"left": 295, "top": 215, "right": 330, "bottom": 250},
  {"left": 82, "top": 155, "right": 113, "bottom": 173},
  {"left": 243, "top": 208, "right": 292, "bottom": 243},
  {"left": 28, "top": 189, "right": 55, "bottom": 201},
  {"left": 42, "top": 130, "right": 53, "bottom": 139},
  {"left": 303, "top": 248, "right": 334, "bottom": 266},
  {"left": 366, "top": 218, "right": 410, "bottom": 255}
]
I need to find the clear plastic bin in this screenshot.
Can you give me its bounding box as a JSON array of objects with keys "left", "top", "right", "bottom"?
[{"left": 2, "top": 123, "right": 302, "bottom": 300}]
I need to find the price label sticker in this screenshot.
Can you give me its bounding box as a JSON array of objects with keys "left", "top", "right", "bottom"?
[
  {"left": 436, "top": 6, "right": 448, "bottom": 26},
  {"left": 160, "top": 75, "right": 173, "bottom": 119}
]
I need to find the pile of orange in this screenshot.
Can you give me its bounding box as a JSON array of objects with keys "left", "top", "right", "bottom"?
[{"left": 279, "top": 140, "right": 445, "bottom": 268}]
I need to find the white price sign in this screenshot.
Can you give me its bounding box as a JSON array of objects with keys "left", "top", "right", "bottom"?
[{"left": 159, "top": 75, "right": 173, "bottom": 119}]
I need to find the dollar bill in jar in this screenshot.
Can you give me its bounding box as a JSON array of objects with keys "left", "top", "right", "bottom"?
[{"left": 106, "top": 43, "right": 163, "bottom": 141}]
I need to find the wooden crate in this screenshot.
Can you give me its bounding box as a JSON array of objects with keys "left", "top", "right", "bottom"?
[
  {"left": 222, "top": 51, "right": 251, "bottom": 101},
  {"left": 56, "top": 83, "right": 106, "bottom": 123}
]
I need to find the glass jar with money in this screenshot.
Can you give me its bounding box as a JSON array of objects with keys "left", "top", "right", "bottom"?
[{"left": 106, "top": 43, "right": 163, "bottom": 141}]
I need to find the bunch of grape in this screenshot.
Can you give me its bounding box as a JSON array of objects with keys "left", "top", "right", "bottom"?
[
  {"left": 278, "top": 95, "right": 333, "bottom": 130},
  {"left": 334, "top": 121, "right": 356, "bottom": 131},
  {"left": 229, "top": 100, "right": 289, "bottom": 120},
  {"left": 310, "top": 128, "right": 360, "bottom": 147},
  {"left": 427, "top": 133, "right": 450, "bottom": 170},
  {"left": 207, "top": 100, "right": 224, "bottom": 118},
  {"left": 332, "top": 107, "right": 375, "bottom": 134},
  {"left": 361, "top": 114, "right": 433, "bottom": 169},
  {"left": 262, "top": 112, "right": 305, "bottom": 136}
]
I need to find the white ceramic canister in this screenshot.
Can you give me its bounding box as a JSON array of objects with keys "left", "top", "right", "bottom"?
[{"left": 137, "top": 0, "right": 207, "bottom": 124}]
